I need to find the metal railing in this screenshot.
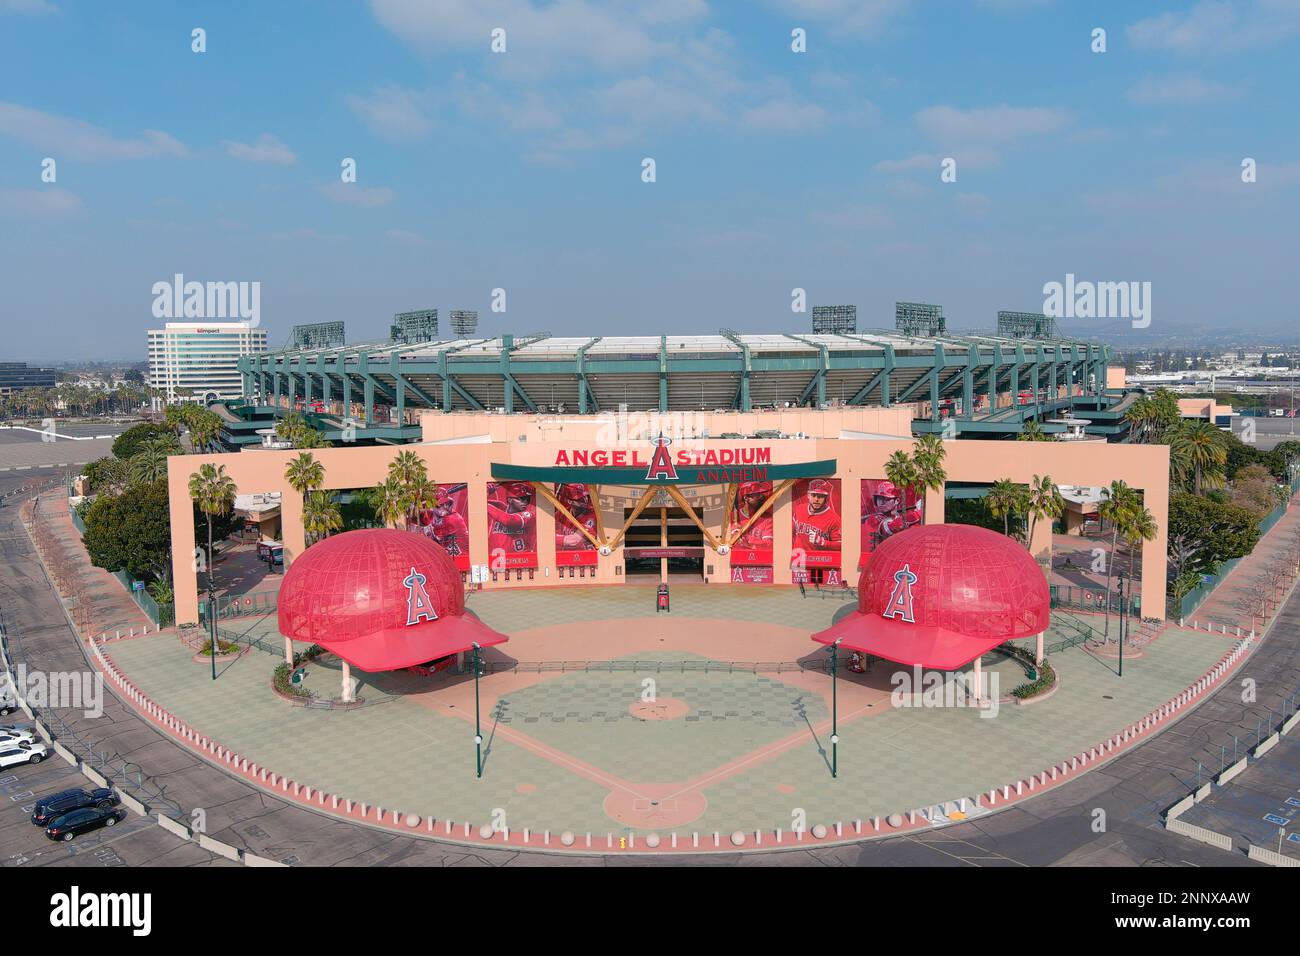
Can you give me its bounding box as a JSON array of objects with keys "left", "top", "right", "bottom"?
[
  {"left": 199, "top": 591, "right": 277, "bottom": 626},
  {"left": 1050, "top": 584, "right": 1139, "bottom": 617}
]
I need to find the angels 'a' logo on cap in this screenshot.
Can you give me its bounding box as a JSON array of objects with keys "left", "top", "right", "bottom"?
[
  {"left": 403, "top": 566, "right": 438, "bottom": 626},
  {"left": 881, "top": 563, "right": 918, "bottom": 624},
  {"left": 645, "top": 433, "right": 678, "bottom": 482}
]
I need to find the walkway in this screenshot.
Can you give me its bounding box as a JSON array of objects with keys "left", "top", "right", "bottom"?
[
  {"left": 1186, "top": 487, "right": 1300, "bottom": 632},
  {"left": 24, "top": 490, "right": 152, "bottom": 639}
]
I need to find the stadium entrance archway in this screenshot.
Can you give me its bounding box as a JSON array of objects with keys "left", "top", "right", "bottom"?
[{"left": 623, "top": 506, "right": 705, "bottom": 580}]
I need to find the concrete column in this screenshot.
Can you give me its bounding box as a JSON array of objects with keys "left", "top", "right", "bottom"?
[
  {"left": 972, "top": 656, "right": 982, "bottom": 704},
  {"left": 1035, "top": 632, "right": 1044, "bottom": 666},
  {"left": 659, "top": 506, "right": 668, "bottom": 583},
  {"left": 341, "top": 660, "right": 353, "bottom": 703},
  {"left": 284, "top": 636, "right": 293, "bottom": 666}
]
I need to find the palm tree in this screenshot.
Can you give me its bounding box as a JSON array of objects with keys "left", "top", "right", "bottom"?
[
  {"left": 884, "top": 450, "right": 918, "bottom": 496},
  {"left": 1026, "top": 475, "right": 1065, "bottom": 566},
  {"left": 1098, "top": 480, "right": 1139, "bottom": 642},
  {"left": 912, "top": 434, "right": 948, "bottom": 494},
  {"left": 302, "top": 491, "right": 343, "bottom": 544},
  {"left": 405, "top": 474, "right": 438, "bottom": 528},
  {"left": 388, "top": 450, "right": 425, "bottom": 487},
  {"left": 128, "top": 437, "right": 177, "bottom": 485},
  {"left": 1170, "top": 421, "right": 1227, "bottom": 495},
  {"left": 188, "top": 463, "right": 237, "bottom": 678},
  {"left": 1116, "top": 502, "right": 1157, "bottom": 626},
  {"left": 987, "top": 479, "right": 1027, "bottom": 538},
  {"left": 1017, "top": 419, "right": 1053, "bottom": 442},
  {"left": 189, "top": 409, "right": 222, "bottom": 452},
  {"left": 164, "top": 404, "right": 188, "bottom": 441},
  {"left": 284, "top": 451, "right": 325, "bottom": 500},
  {"left": 371, "top": 475, "right": 410, "bottom": 529}
]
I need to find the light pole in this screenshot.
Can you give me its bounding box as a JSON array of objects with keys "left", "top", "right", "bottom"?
[
  {"left": 1117, "top": 572, "right": 1126, "bottom": 678},
  {"left": 472, "top": 642, "right": 483, "bottom": 779},
  {"left": 829, "top": 638, "right": 842, "bottom": 778}
]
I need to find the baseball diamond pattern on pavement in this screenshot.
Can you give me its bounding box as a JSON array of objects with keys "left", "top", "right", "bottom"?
[{"left": 101, "top": 584, "right": 1232, "bottom": 839}]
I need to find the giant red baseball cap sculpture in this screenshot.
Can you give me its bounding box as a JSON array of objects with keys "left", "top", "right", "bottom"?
[
  {"left": 811, "top": 523, "right": 1049, "bottom": 670},
  {"left": 278, "top": 529, "right": 507, "bottom": 672}
]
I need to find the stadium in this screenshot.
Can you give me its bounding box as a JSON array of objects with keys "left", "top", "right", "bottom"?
[{"left": 119, "top": 315, "right": 1222, "bottom": 853}]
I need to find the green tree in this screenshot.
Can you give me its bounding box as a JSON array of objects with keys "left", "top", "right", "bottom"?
[
  {"left": 188, "top": 463, "right": 237, "bottom": 624},
  {"left": 911, "top": 434, "right": 948, "bottom": 494},
  {"left": 369, "top": 475, "right": 410, "bottom": 529},
  {"left": 1098, "top": 480, "right": 1140, "bottom": 642},
  {"left": 284, "top": 451, "right": 325, "bottom": 501},
  {"left": 1170, "top": 421, "right": 1227, "bottom": 495},
  {"left": 83, "top": 456, "right": 129, "bottom": 496},
  {"left": 883, "top": 450, "right": 918, "bottom": 496},
  {"left": 1026, "top": 474, "right": 1065, "bottom": 564},
  {"left": 986, "top": 479, "right": 1028, "bottom": 538},
  {"left": 303, "top": 491, "right": 343, "bottom": 544},
  {"left": 82, "top": 480, "right": 172, "bottom": 581},
  {"left": 1017, "top": 420, "right": 1053, "bottom": 442},
  {"left": 112, "top": 422, "right": 174, "bottom": 460},
  {"left": 128, "top": 436, "right": 180, "bottom": 485}
]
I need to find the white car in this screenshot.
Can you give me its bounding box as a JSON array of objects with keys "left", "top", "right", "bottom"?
[
  {"left": 0, "top": 726, "right": 36, "bottom": 747},
  {"left": 0, "top": 742, "right": 46, "bottom": 768}
]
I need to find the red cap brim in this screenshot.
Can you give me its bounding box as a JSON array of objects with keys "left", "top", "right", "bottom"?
[{"left": 316, "top": 613, "right": 508, "bottom": 673}]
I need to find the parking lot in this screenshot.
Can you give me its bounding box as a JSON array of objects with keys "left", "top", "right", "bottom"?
[
  {"left": 0, "top": 741, "right": 219, "bottom": 868},
  {"left": 0, "top": 423, "right": 125, "bottom": 473},
  {"left": 1180, "top": 734, "right": 1300, "bottom": 861}
]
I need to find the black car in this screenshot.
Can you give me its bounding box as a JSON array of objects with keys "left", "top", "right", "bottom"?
[
  {"left": 31, "top": 787, "right": 119, "bottom": 826},
  {"left": 44, "top": 805, "right": 127, "bottom": 841}
]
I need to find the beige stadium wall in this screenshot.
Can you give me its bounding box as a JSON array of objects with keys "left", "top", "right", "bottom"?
[{"left": 168, "top": 424, "right": 1169, "bottom": 626}]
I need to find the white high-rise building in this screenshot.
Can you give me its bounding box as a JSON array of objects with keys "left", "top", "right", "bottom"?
[{"left": 147, "top": 321, "right": 268, "bottom": 404}]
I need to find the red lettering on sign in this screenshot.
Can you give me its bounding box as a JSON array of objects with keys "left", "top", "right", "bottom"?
[
  {"left": 756, "top": 448, "right": 771, "bottom": 464},
  {"left": 572, "top": 450, "right": 588, "bottom": 466},
  {"left": 555, "top": 450, "right": 570, "bottom": 466}
]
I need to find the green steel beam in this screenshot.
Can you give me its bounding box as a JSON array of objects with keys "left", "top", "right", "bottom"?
[
  {"left": 719, "top": 329, "right": 752, "bottom": 411},
  {"left": 659, "top": 336, "right": 668, "bottom": 413},
  {"left": 785, "top": 334, "right": 829, "bottom": 407},
  {"left": 848, "top": 344, "right": 894, "bottom": 406},
  {"left": 575, "top": 337, "right": 602, "bottom": 414}
]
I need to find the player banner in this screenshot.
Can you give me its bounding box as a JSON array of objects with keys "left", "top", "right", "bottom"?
[
  {"left": 486, "top": 480, "right": 538, "bottom": 570},
  {"left": 415, "top": 482, "right": 470, "bottom": 571},
  {"left": 791, "top": 477, "right": 842, "bottom": 570},
  {"left": 554, "top": 482, "right": 599, "bottom": 567},
  {"left": 858, "top": 478, "right": 923, "bottom": 569},
  {"left": 728, "top": 479, "right": 774, "bottom": 567}
]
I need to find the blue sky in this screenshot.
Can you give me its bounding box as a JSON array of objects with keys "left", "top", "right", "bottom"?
[{"left": 1, "top": 0, "right": 1298, "bottom": 361}]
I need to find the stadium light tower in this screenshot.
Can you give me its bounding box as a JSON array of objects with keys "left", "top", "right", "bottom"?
[{"left": 451, "top": 310, "right": 479, "bottom": 338}]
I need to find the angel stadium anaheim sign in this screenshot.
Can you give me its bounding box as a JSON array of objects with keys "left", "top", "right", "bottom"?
[{"left": 492, "top": 436, "right": 836, "bottom": 486}]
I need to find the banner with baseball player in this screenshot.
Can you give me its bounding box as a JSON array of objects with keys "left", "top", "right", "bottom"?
[
  {"left": 553, "top": 482, "right": 599, "bottom": 567},
  {"left": 728, "top": 479, "right": 774, "bottom": 583},
  {"left": 791, "top": 478, "right": 842, "bottom": 579},
  {"left": 728, "top": 479, "right": 774, "bottom": 567},
  {"left": 486, "top": 480, "right": 538, "bottom": 570},
  {"left": 858, "top": 478, "right": 924, "bottom": 569},
  {"left": 415, "top": 482, "right": 470, "bottom": 572}
]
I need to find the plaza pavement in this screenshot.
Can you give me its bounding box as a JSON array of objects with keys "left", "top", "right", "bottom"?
[
  {"left": 6, "top": 474, "right": 1292, "bottom": 865},
  {"left": 103, "top": 586, "right": 1231, "bottom": 840}
]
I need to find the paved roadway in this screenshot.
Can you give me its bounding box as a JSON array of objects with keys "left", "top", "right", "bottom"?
[
  {"left": 0, "top": 466, "right": 1291, "bottom": 866},
  {"left": 1229, "top": 415, "right": 1300, "bottom": 451},
  {"left": 0, "top": 422, "right": 127, "bottom": 473}
]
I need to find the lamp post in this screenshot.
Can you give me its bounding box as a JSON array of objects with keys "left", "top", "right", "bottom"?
[
  {"left": 472, "top": 642, "right": 483, "bottom": 779},
  {"left": 830, "top": 638, "right": 842, "bottom": 778},
  {"left": 1117, "top": 572, "right": 1126, "bottom": 678}
]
